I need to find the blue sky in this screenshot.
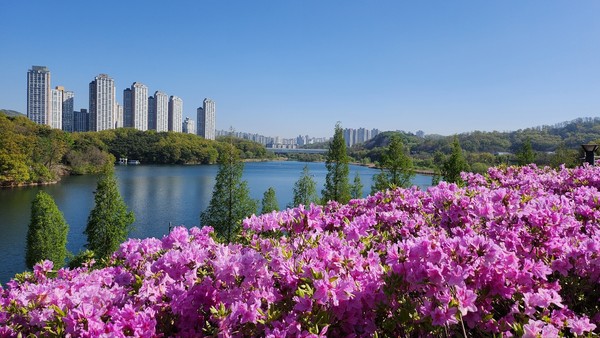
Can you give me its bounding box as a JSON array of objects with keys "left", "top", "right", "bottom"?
[{"left": 1, "top": 1, "right": 599, "bottom": 138}]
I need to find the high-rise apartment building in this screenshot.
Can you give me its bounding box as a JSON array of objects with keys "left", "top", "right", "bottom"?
[
  {"left": 154, "top": 91, "right": 169, "bottom": 132},
  {"left": 148, "top": 96, "right": 156, "bottom": 130},
  {"left": 115, "top": 103, "right": 123, "bottom": 128},
  {"left": 60, "top": 87, "right": 75, "bottom": 132},
  {"left": 197, "top": 98, "right": 215, "bottom": 140},
  {"left": 50, "top": 88, "right": 63, "bottom": 130},
  {"left": 27, "top": 66, "right": 51, "bottom": 125},
  {"left": 73, "top": 109, "right": 89, "bottom": 132},
  {"left": 131, "top": 82, "right": 148, "bottom": 131},
  {"left": 89, "top": 74, "right": 116, "bottom": 131},
  {"left": 123, "top": 88, "right": 132, "bottom": 127},
  {"left": 182, "top": 117, "right": 195, "bottom": 134},
  {"left": 168, "top": 96, "right": 183, "bottom": 132}
]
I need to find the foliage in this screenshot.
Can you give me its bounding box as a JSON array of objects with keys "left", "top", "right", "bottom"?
[
  {"left": 25, "top": 191, "right": 69, "bottom": 270},
  {"left": 370, "top": 135, "right": 414, "bottom": 193},
  {"left": 0, "top": 113, "right": 71, "bottom": 186},
  {"left": 550, "top": 143, "right": 581, "bottom": 168},
  {"left": 322, "top": 123, "right": 351, "bottom": 204},
  {"left": 440, "top": 136, "right": 469, "bottom": 184},
  {"left": 261, "top": 187, "right": 280, "bottom": 214},
  {"left": 290, "top": 164, "right": 320, "bottom": 208},
  {"left": 516, "top": 138, "right": 536, "bottom": 165},
  {"left": 200, "top": 142, "right": 258, "bottom": 242},
  {"left": 5, "top": 164, "right": 600, "bottom": 336},
  {"left": 85, "top": 171, "right": 135, "bottom": 260},
  {"left": 350, "top": 171, "right": 363, "bottom": 199}
]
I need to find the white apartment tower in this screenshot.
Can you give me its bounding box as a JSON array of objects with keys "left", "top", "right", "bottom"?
[
  {"left": 89, "top": 74, "right": 116, "bottom": 131},
  {"left": 197, "top": 98, "right": 215, "bottom": 140},
  {"left": 131, "top": 82, "right": 148, "bottom": 131},
  {"left": 50, "top": 88, "right": 63, "bottom": 130},
  {"left": 115, "top": 103, "right": 124, "bottom": 128},
  {"left": 60, "top": 88, "right": 75, "bottom": 132},
  {"left": 154, "top": 91, "right": 169, "bottom": 132},
  {"left": 168, "top": 96, "right": 183, "bottom": 132},
  {"left": 183, "top": 117, "right": 195, "bottom": 134},
  {"left": 27, "top": 66, "right": 51, "bottom": 125}
]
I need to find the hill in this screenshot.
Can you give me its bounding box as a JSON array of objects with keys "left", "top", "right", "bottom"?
[
  {"left": 0, "top": 109, "right": 24, "bottom": 117},
  {"left": 349, "top": 117, "right": 600, "bottom": 171}
]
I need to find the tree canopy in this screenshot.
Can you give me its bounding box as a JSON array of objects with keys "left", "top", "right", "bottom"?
[
  {"left": 322, "top": 123, "right": 351, "bottom": 204},
  {"left": 200, "top": 142, "right": 258, "bottom": 242},
  {"left": 85, "top": 171, "right": 135, "bottom": 260},
  {"left": 26, "top": 191, "right": 69, "bottom": 269}
]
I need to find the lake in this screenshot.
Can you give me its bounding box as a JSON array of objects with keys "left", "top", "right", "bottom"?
[{"left": 0, "top": 161, "right": 432, "bottom": 283}]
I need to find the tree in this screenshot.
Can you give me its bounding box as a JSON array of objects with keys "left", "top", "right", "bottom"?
[
  {"left": 350, "top": 172, "right": 363, "bottom": 199},
  {"left": 440, "top": 137, "right": 469, "bottom": 184},
  {"left": 371, "top": 135, "right": 414, "bottom": 193},
  {"left": 322, "top": 123, "right": 351, "bottom": 204},
  {"left": 516, "top": 138, "right": 536, "bottom": 166},
  {"left": 550, "top": 143, "right": 579, "bottom": 168},
  {"left": 26, "top": 191, "right": 69, "bottom": 269},
  {"left": 261, "top": 187, "right": 280, "bottom": 214},
  {"left": 200, "top": 142, "right": 258, "bottom": 242},
  {"left": 290, "top": 164, "right": 320, "bottom": 208},
  {"left": 85, "top": 170, "right": 135, "bottom": 260}
]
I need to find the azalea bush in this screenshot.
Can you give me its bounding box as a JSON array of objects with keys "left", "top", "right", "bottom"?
[{"left": 2, "top": 164, "right": 600, "bottom": 337}]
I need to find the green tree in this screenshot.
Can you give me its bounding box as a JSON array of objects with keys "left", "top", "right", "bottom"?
[
  {"left": 290, "top": 164, "right": 320, "bottom": 207},
  {"left": 550, "top": 143, "right": 579, "bottom": 168},
  {"left": 516, "top": 138, "right": 536, "bottom": 166},
  {"left": 200, "top": 142, "right": 258, "bottom": 242},
  {"left": 440, "top": 137, "right": 469, "bottom": 184},
  {"left": 322, "top": 123, "right": 351, "bottom": 204},
  {"left": 26, "top": 191, "right": 69, "bottom": 269},
  {"left": 261, "top": 187, "right": 280, "bottom": 214},
  {"left": 371, "top": 135, "right": 414, "bottom": 193},
  {"left": 85, "top": 171, "right": 135, "bottom": 260},
  {"left": 350, "top": 172, "right": 363, "bottom": 199}
]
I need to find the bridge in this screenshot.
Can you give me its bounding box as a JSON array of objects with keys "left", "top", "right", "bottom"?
[{"left": 267, "top": 148, "right": 328, "bottom": 155}]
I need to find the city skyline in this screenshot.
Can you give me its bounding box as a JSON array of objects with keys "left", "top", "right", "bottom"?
[{"left": 3, "top": 2, "right": 600, "bottom": 138}]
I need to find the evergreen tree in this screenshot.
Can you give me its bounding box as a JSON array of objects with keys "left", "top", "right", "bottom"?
[
  {"left": 516, "top": 138, "right": 536, "bottom": 166},
  {"left": 350, "top": 171, "right": 363, "bottom": 199},
  {"left": 371, "top": 135, "right": 414, "bottom": 193},
  {"left": 261, "top": 187, "right": 280, "bottom": 214},
  {"left": 290, "top": 164, "right": 320, "bottom": 208},
  {"left": 322, "top": 123, "right": 351, "bottom": 204},
  {"left": 85, "top": 171, "right": 135, "bottom": 260},
  {"left": 440, "top": 136, "right": 469, "bottom": 184},
  {"left": 200, "top": 142, "right": 258, "bottom": 242},
  {"left": 26, "top": 191, "right": 69, "bottom": 269}
]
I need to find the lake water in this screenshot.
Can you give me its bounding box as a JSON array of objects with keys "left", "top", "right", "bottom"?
[{"left": 0, "top": 161, "right": 432, "bottom": 283}]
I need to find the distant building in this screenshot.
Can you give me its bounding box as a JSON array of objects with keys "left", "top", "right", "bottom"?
[
  {"left": 123, "top": 88, "right": 132, "bottom": 127},
  {"left": 154, "top": 91, "right": 169, "bottom": 132},
  {"left": 115, "top": 102, "right": 123, "bottom": 128},
  {"left": 89, "top": 74, "right": 116, "bottom": 131},
  {"left": 50, "top": 88, "right": 63, "bottom": 129},
  {"left": 61, "top": 88, "right": 75, "bottom": 132},
  {"left": 131, "top": 82, "right": 148, "bottom": 131},
  {"left": 27, "top": 65, "right": 51, "bottom": 126},
  {"left": 183, "top": 117, "right": 195, "bottom": 134},
  {"left": 197, "top": 98, "right": 215, "bottom": 140},
  {"left": 168, "top": 96, "right": 183, "bottom": 132},
  {"left": 342, "top": 127, "right": 379, "bottom": 147},
  {"left": 147, "top": 96, "right": 156, "bottom": 130},
  {"left": 73, "top": 109, "right": 89, "bottom": 132}
]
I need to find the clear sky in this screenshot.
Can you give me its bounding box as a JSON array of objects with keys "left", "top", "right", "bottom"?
[{"left": 1, "top": 1, "right": 599, "bottom": 138}]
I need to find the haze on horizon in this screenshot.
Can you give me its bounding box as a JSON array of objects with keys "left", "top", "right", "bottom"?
[{"left": 1, "top": 1, "right": 598, "bottom": 139}]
